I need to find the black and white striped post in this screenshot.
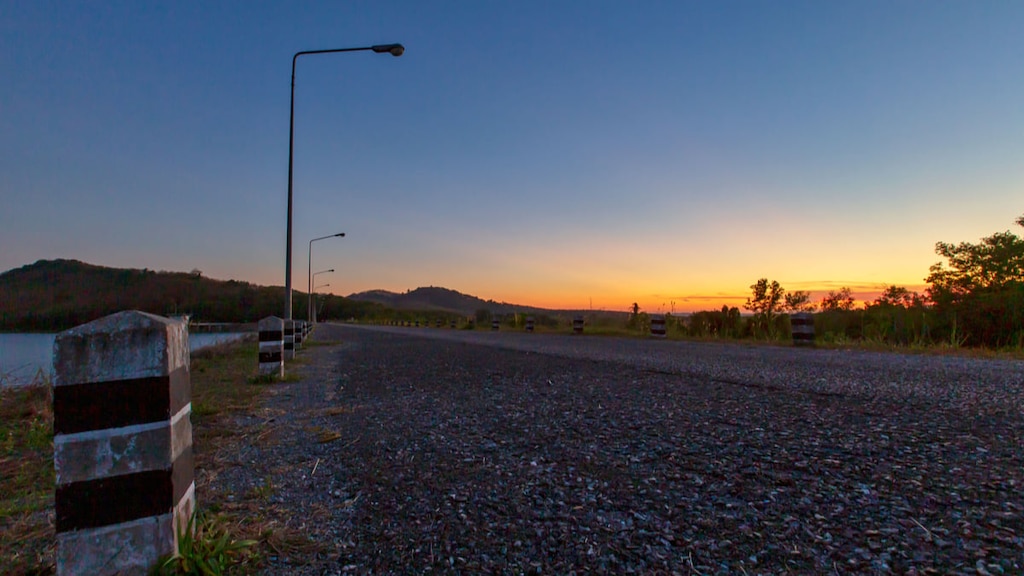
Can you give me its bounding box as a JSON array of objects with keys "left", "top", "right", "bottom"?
[
  {"left": 258, "top": 316, "right": 284, "bottom": 377},
  {"left": 791, "top": 312, "right": 815, "bottom": 346},
  {"left": 284, "top": 320, "right": 295, "bottom": 360},
  {"left": 525, "top": 316, "right": 535, "bottom": 332},
  {"left": 491, "top": 318, "right": 500, "bottom": 331},
  {"left": 52, "top": 311, "right": 195, "bottom": 575},
  {"left": 435, "top": 318, "right": 442, "bottom": 328},
  {"left": 573, "top": 315, "right": 584, "bottom": 334},
  {"left": 650, "top": 315, "right": 667, "bottom": 338},
  {"left": 450, "top": 319, "right": 457, "bottom": 329},
  {"left": 293, "top": 321, "right": 304, "bottom": 350}
]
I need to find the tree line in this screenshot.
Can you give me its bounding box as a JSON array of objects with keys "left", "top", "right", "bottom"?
[{"left": 678, "top": 214, "right": 1022, "bottom": 349}]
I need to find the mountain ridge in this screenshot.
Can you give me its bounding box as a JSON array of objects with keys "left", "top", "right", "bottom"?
[{"left": 346, "top": 286, "right": 559, "bottom": 317}]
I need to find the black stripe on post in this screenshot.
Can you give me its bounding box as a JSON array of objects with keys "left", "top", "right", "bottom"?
[
  {"left": 259, "top": 331, "right": 283, "bottom": 342},
  {"left": 53, "top": 368, "right": 189, "bottom": 436},
  {"left": 259, "top": 351, "right": 283, "bottom": 363},
  {"left": 56, "top": 446, "right": 193, "bottom": 532}
]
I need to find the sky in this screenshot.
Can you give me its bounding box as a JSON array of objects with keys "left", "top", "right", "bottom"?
[{"left": 2, "top": 1, "right": 1022, "bottom": 313}]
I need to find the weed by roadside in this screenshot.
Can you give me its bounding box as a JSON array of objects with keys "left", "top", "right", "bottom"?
[{"left": 0, "top": 383, "right": 55, "bottom": 574}]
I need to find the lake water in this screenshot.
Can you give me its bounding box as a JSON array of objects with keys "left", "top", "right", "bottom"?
[{"left": 0, "top": 332, "right": 251, "bottom": 387}]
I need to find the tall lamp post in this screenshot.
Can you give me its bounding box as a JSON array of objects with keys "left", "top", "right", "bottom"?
[
  {"left": 308, "top": 233, "right": 344, "bottom": 323},
  {"left": 284, "top": 43, "right": 405, "bottom": 321},
  {"left": 311, "top": 269, "right": 334, "bottom": 324}
]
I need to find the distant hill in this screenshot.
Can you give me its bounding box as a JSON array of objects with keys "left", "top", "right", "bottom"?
[
  {"left": 348, "top": 286, "right": 555, "bottom": 316},
  {"left": 0, "top": 259, "right": 384, "bottom": 331}
]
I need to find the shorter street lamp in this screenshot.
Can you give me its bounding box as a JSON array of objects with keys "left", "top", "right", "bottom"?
[
  {"left": 313, "top": 282, "right": 329, "bottom": 323},
  {"left": 314, "top": 284, "right": 330, "bottom": 321},
  {"left": 308, "top": 233, "right": 344, "bottom": 323},
  {"left": 311, "top": 269, "right": 333, "bottom": 324}
]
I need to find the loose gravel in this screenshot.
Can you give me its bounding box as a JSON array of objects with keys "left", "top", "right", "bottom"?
[{"left": 201, "top": 325, "right": 1024, "bottom": 575}]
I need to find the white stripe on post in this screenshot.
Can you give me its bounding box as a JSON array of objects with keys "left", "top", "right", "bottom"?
[{"left": 52, "top": 311, "right": 195, "bottom": 576}]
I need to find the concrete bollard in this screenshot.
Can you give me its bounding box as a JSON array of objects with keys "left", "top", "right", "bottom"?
[
  {"left": 450, "top": 320, "right": 457, "bottom": 329},
  {"left": 258, "top": 316, "right": 284, "bottom": 378},
  {"left": 573, "top": 315, "right": 584, "bottom": 334},
  {"left": 436, "top": 319, "right": 442, "bottom": 328},
  {"left": 650, "top": 315, "right": 666, "bottom": 338},
  {"left": 284, "top": 320, "right": 295, "bottom": 360},
  {"left": 293, "top": 321, "right": 303, "bottom": 350},
  {"left": 572, "top": 315, "right": 585, "bottom": 334},
  {"left": 525, "top": 316, "right": 535, "bottom": 332},
  {"left": 491, "top": 318, "right": 500, "bottom": 331},
  {"left": 52, "top": 311, "right": 195, "bottom": 576},
  {"left": 791, "top": 312, "right": 815, "bottom": 346}
]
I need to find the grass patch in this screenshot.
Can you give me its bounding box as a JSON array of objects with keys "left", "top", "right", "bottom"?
[{"left": 0, "top": 382, "right": 55, "bottom": 574}]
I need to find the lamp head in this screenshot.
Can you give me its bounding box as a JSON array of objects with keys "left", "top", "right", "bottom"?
[
  {"left": 372, "top": 43, "right": 404, "bottom": 57},
  {"left": 335, "top": 232, "right": 346, "bottom": 237}
]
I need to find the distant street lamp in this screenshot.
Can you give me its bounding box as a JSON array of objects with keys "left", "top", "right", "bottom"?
[
  {"left": 284, "top": 43, "right": 405, "bottom": 321},
  {"left": 311, "top": 269, "right": 333, "bottom": 324},
  {"left": 314, "top": 284, "right": 331, "bottom": 322},
  {"left": 308, "top": 233, "right": 343, "bottom": 323}
]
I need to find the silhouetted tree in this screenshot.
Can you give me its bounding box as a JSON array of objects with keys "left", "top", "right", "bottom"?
[
  {"left": 820, "top": 287, "right": 856, "bottom": 311},
  {"left": 744, "top": 278, "right": 785, "bottom": 338}
]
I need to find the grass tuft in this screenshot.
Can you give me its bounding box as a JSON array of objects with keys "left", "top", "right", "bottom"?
[{"left": 152, "top": 510, "right": 259, "bottom": 575}]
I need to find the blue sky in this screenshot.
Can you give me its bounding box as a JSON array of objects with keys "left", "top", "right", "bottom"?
[{"left": 2, "top": 1, "right": 1022, "bottom": 311}]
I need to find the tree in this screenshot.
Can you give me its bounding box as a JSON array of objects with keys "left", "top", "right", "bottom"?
[
  {"left": 926, "top": 215, "right": 1024, "bottom": 304},
  {"left": 784, "top": 290, "right": 816, "bottom": 313},
  {"left": 744, "top": 278, "right": 785, "bottom": 338},
  {"left": 872, "top": 285, "right": 922, "bottom": 308},
  {"left": 925, "top": 214, "right": 1024, "bottom": 346},
  {"left": 820, "top": 287, "right": 855, "bottom": 311}
]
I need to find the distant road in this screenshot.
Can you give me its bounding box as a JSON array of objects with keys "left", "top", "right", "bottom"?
[{"left": 336, "top": 323, "right": 1024, "bottom": 412}]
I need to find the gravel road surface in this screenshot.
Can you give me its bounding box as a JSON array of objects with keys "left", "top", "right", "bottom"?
[{"left": 202, "top": 324, "right": 1024, "bottom": 575}]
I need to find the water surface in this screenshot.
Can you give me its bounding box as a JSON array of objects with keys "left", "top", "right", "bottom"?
[{"left": 0, "top": 332, "right": 250, "bottom": 387}]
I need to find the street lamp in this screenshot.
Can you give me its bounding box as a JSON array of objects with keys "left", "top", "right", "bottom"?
[
  {"left": 307, "top": 234, "right": 344, "bottom": 323},
  {"left": 312, "top": 268, "right": 333, "bottom": 324},
  {"left": 314, "top": 284, "right": 331, "bottom": 322},
  {"left": 284, "top": 43, "right": 405, "bottom": 320}
]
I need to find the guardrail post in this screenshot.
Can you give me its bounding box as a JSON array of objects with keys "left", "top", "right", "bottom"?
[
  {"left": 52, "top": 311, "right": 195, "bottom": 575},
  {"left": 573, "top": 315, "right": 584, "bottom": 334},
  {"left": 258, "top": 316, "right": 284, "bottom": 377},
  {"left": 791, "top": 313, "right": 815, "bottom": 346},
  {"left": 650, "top": 315, "right": 666, "bottom": 338},
  {"left": 284, "top": 320, "right": 295, "bottom": 360}
]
